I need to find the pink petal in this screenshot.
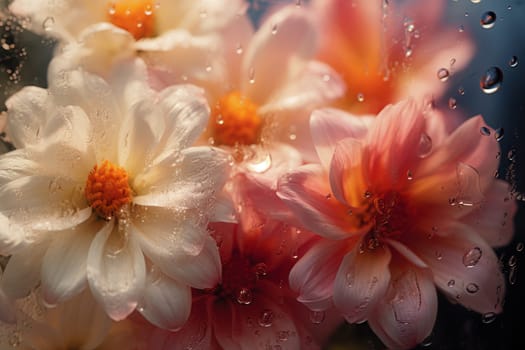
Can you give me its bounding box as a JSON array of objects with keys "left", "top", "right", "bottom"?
[
  {"left": 87, "top": 221, "right": 146, "bottom": 321},
  {"left": 310, "top": 108, "right": 372, "bottom": 171},
  {"left": 368, "top": 265, "right": 437, "bottom": 350},
  {"left": 329, "top": 138, "right": 369, "bottom": 207},
  {"left": 461, "top": 179, "right": 517, "bottom": 247},
  {"left": 289, "top": 239, "right": 349, "bottom": 311},
  {"left": 277, "top": 164, "right": 366, "bottom": 240},
  {"left": 366, "top": 99, "right": 426, "bottom": 189},
  {"left": 410, "top": 224, "right": 505, "bottom": 314},
  {"left": 242, "top": 5, "right": 316, "bottom": 104},
  {"left": 138, "top": 268, "right": 191, "bottom": 331},
  {"left": 417, "top": 115, "right": 499, "bottom": 193},
  {"left": 333, "top": 245, "right": 391, "bottom": 323}
]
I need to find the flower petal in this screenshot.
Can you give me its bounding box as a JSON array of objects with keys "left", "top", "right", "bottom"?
[
  {"left": 133, "top": 146, "right": 229, "bottom": 211},
  {"left": 0, "top": 242, "right": 47, "bottom": 299},
  {"left": 310, "top": 108, "right": 373, "bottom": 170},
  {"left": 411, "top": 223, "right": 505, "bottom": 314},
  {"left": 5, "top": 86, "right": 49, "bottom": 148},
  {"left": 461, "top": 179, "right": 517, "bottom": 247},
  {"left": 277, "top": 164, "right": 367, "bottom": 240},
  {"left": 368, "top": 265, "right": 437, "bottom": 350},
  {"left": 41, "top": 220, "right": 101, "bottom": 305},
  {"left": 290, "top": 239, "right": 349, "bottom": 310},
  {"left": 87, "top": 221, "right": 146, "bottom": 321},
  {"left": 242, "top": 5, "right": 317, "bottom": 103},
  {"left": 138, "top": 268, "right": 191, "bottom": 331},
  {"left": 333, "top": 245, "right": 391, "bottom": 323}
]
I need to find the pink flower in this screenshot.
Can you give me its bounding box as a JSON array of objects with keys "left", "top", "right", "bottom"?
[
  {"left": 277, "top": 100, "right": 516, "bottom": 349},
  {"left": 311, "top": 0, "right": 474, "bottom": 114},
  {"left": 140, "top": 221, "right": 342, "bottom": 350}
]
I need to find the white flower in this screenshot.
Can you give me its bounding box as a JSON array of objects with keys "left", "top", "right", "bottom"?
[
  {"left": 0, "top": 58, "right": 229, "bottom": 330},
  {"left": 9, "top": 0, "right": 246, "bottom": 78}
]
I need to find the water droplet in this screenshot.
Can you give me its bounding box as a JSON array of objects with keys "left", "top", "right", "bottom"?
[
  {"left": 364, "top": 190, "right": 372, "bottom": 199},
  {"left": 309, "top": 310, "right": 326, "bottom": 324},
  {"left": 237, "top": 287, "right": 253, "bottom": 305},
  {"left": 258, "top": 309, "right": 275, "bottom": 327},
  {"left": 235, "top": 44, "right": 243, "bottom": 55},
  {"left": 421, "top": 335, "right": 433, "bottom": 347},
  {"left": 480, "top": 11, "right": 496, "bottom": 29},
  {"left": 42, "top": 16, "right": 55, "bottom": 31},
  {"left": 470, "top": 0, "right": 481, "bottom": 3},
  {"left": 466, "top": 283, "right": 479, "bottom": 294},
  {"left": 255, "top": 262, "right": 268, "bottom": 278},
  {"left": 144, "top": 4, "right": 153, "bottom": 16},
  {"left": 435, "top": 251, "right": 443, "bottom": 260},
  {"left": 458, "top": 24, "right": 465, "bottom": 33},
  {"left": 271, "top": 24, "right": 278, "bottom": 35},
  {"left": 516, "top": 242, "right": 524, "bottom": 252},
  {"left": 509, "top": 55, "right": 518, "bottom": 68},
  {"left": 463, "top": 247, "right": 482, "bottom": 267},
  {"left": 482, "top": 312, "right": 497, "bottom": 324},
  {"left": 248, "top": 67, "right": 255, "bottom": 84},
  {"left": 458, "top": 86, "right": 465, "bottom": 95},
  {"left": 407, "top": 170, "right": 413, "bottom": 180},
  {"left": 494, "top": 128, "right": 504, "bottom": 141},
  {"left": 437, "top": 68, "right": 450, "bottom": 82},
  {"left": 480, "top": 126, "right": 491, "bottom": 136},
  {"left": 507, "top": 148, "right": 517, "bottom": 161},
  {"left": 357, "top": 93, "right": 365, "bottom": 102},
  {"left": 448, "top": 97, "right": 457, "bottom": 110},
  {"left": 480, "top": 66, "right": 503, "bottom": 94},
  {"left": 277, "top": 330, "right": 290, "bottom": 342},
  {"left": 509, "top": 266, "right": 517, "bottom": 285},
  {"left": 508, "top": 254, "right": 517, "bottom": 267},
  {"left": 447, "top": 279, "right": 456, "bottom": 287},
  {"left": 417, "top": 133, "right": 432, "bottom": 158},
  {"left": 246, "top": 152, "right": 272, "bottom": 173}
]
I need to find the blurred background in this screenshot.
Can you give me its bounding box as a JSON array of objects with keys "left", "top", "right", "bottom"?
[{"left": 0, "top": 0, "right": 524, "bottom": 349}]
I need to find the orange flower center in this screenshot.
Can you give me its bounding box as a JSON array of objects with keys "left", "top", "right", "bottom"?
[
  {"left": 107, "top": 0, "right": 155, "bottom": 40},
  {"left": 211, "top": 91, "right": 262, "bottom": 146},
  {"left": 352, "top": 191, "right": 412, "bottom": 250},
  {"left": 85, "top": 160, "right": 133, "bottom": 220}
]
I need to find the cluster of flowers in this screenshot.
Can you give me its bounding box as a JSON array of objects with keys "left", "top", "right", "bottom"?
[{"left": 0, "top": 0, "right": 517, "bottom": 349}]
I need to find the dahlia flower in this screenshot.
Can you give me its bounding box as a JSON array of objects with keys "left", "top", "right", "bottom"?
[
  {"left": 141, "top": 221, "right": 341, "bottom": 350},
  {"left": 312, "top": 0, "right": 474, "bottom": 114},
  {"left": 0, "top": 58, "right": 229, "bottom": 330},
  {"left": 277, "top": 100, "right": 516, "bottom": 349}
]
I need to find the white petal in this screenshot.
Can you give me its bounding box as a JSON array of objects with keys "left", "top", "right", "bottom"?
[
  {"left": 0, "top": 243, "right": 47, "bottom": 299},
  {"left": 138, "top": 269, "right": 191, "bottom": 330},
  {"left": 5, "top": 86, "right": 49, "bottom": 148},
  {"left": 87, "top": 221, "right": 146, "bottom": 321},
  {"left": 41, "top": 221, "right": 100, "bottom": 305},
  {"left": 261, "top": 61, "right": 345, "bottom": 114},
  {"left": 133, "top": 146, "right": 230, "bottom": 210},
  {"left": 242, "top": 5, "right": 317, "bottom": 103}
]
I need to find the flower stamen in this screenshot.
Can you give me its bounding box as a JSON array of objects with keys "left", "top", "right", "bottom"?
[
  {"left": 85, "top": 160, "right": 132, "bottom": 220},
  {"left": 212, "top": 91, "right": 263, "bottom": 146},
  {"left": 107, "top": 0, "right": 155, "bottom": 40}
]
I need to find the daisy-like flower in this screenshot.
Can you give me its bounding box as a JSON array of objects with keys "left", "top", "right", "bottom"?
[
  {"left": 149, "top": 5, "right": 345, "bottom": 162},
  {"left": 311, "top": 0, "right": 474, "bottom": 114},
  {"left": 277, "top": 100, "right": 516, "bottom": 349},
  {"left": 9, "top": 0, "right": 246, "bottom": 78},
  {"left": 140, "top": 221, "right": 341, "bottom": 350},
  {"left": 0, "top": 290, "right": 144, "bottom": 349},
  {"left": 0, "top": 58, "right": 229, "bottom": 330}
]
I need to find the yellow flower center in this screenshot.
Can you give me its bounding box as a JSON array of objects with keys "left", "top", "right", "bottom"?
[
  {"left": 107, "top": 0, "right": 155, "bottom": 40},
  {"left": 212, "top": 91, "right": 263, "bottom": 146},
  {"left": 85, "top": 160, "right": 132, "bottom": 220}
]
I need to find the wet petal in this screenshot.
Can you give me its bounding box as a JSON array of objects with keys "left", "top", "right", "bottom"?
[
  {"left": 138, "top": 269, "right": 191, "bottom": 331},
  {"left": 333, "top": 246, "right": 391, "bottom": 323},
  {"left": 368, "top": 266, "right": 437, "bottom": 350},
  {"left": 87, "top": 221, "right": 146, "bottom": 320}
]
